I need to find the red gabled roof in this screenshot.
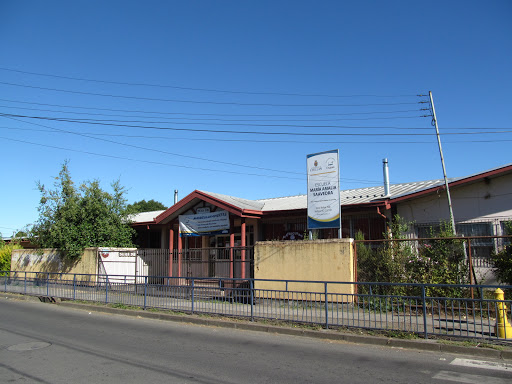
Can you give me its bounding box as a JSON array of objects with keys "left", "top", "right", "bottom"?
[{"left": 154, "top": 190, "right": 264, "bottom": 224}]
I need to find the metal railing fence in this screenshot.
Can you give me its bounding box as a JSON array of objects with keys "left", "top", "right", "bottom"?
[{"left": 2, "top": 270, "right": 512, "bottom": 342}]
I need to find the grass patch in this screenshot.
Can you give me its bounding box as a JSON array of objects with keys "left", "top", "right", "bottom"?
[
  {"left": 385, "top": 330, "right": 420, "bottom": 339},
  {"left": 109, "top": 303, "right": 140, "bottom": 310},
  {"left": 438, "top": 339, "right": 506, "bottom": 351}
]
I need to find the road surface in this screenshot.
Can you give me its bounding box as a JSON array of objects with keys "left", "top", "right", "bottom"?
[{"left": 1, "top": 297, "right": 511, "bottom": 383}]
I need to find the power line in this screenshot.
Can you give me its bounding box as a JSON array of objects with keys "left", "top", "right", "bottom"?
[
  {"left": 0, "top": 120, "right": 383, "bottom": 185},
  {"left": 3, "top": 125, "right": 511, "bottom": 144},
  {"left": 0, "top": 67, "right": 421, "bottom": 99},
  {"left": 1, "top": 115, "right": 303, "bottom": 176},
  {"left": 2, "top": 115, "right": 389, "bottom": 184},
  {"left": 0, "top": 81, "right": 422, "bottom": 108},
  {"left": 0, "top": 104, "right": 505, "bottom": 130},
  {"left": 0, "top": 135, "right": 305, "bottom": 181},
  {"left": 0, "top": 104, "right": 424, "bottom": 122},
  {"left": 0, "top": 112, "right": 430, "bottom": 130},
  {"left": 0, "top": 132, "right": 390, "bottom": 184},
  {"left": 0, "top": 98, "right": 424, "bottom": 117},
  {"left": 2, "top": 113, "right": 511, "bottom": 136}
]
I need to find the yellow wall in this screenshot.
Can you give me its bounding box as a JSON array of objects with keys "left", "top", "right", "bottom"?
[
  {"left": 11, "top": 248, "right": 98, "bottom": 276},
  {"left": 254, "top": 239, "right": 355, "bottom": 301}
]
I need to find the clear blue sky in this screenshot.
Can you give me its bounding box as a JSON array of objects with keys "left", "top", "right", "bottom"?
[{"left": 1, "top": 1, "right": 511, "bottom": 235}]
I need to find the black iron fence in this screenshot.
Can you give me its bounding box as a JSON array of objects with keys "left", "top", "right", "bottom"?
[
  {"left": 172, "top": 247, "right": 254, "bottom": 279},
  {"left": 97, "top": 247, "right": 254, "bottom": 282},
  {"left": 2, "top": 270, "right": 512, "bottom": 343}
]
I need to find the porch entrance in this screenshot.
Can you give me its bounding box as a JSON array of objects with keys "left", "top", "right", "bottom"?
[{"left": 173, "top": 246, "right": 254, "bottom": 279}]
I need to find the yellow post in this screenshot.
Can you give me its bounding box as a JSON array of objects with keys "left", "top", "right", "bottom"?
[{"left": 494, "top": 288, "right": 512, "bottom": 339}]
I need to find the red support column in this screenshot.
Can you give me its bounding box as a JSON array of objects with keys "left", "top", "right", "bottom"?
[
  {"left": 230, "top": 230, "right": 235, "bottom": 279},
  {"left": 168, "top": 227, "right": 174, "bottom": 278},
  {"left": 178, "top": 230, "right": 183, "bottom": 280},
  {"left": 241, "top": 218, "right": 246, "bottom": 279}
]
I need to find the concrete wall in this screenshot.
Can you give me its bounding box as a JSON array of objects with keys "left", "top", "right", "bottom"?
[
  {"left": 11, "top": 248, "right": 98, "bottom": 276},
  {"left": 254, "top": 239, "right": 355, "bottom": 300}
]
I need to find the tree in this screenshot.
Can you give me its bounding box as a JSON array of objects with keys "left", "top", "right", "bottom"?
[
  {"left": 126, "top": 199, "right": 167, "bottom": 214},
  {"left": 30, "top": 162, "right": 135, "bottom": 260}
]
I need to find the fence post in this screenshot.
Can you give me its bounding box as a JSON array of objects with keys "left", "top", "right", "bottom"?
[
  {"left": 144, "top": 276, "right": 148, "bottom": 310},
  {"left": 191, "top": 278, "right": 195, "bottom": 314},
  {"left": 73, "top": 274, "right": 76, "bottom": 301},
  {"left": 421, "top": 285, "right": 428, "bottom": 339},
  {"left": 467, "top": 239, "right": 476, "bottom": 299},
  {"left": 46, "top": 272, "right": 50, "bottom": 297},
  {"left": 250, "top": 279, "right": 254, "bottom": 322},
  {"left": 325, "top": 282, "right": 329, "bottom": 330},
  {"left": 105, "top": 275, "right": 109, "bottom": 304},
  {"left": 24, "top": 272, "right": 27, "bottom": 294}
]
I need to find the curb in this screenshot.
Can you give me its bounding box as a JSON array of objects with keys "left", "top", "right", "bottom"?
[{"left": 3, "top": 292, "right": 511, "bottom": 360}]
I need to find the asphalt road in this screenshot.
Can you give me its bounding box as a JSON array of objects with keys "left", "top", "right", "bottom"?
[{"left": 1, "top": 297, "right": 511, "bottom": 384}]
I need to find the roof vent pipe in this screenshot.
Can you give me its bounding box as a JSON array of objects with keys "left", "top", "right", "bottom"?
[
  {"left": 383, "top": 159, "right": 390, "bottom": 197},
  {"left": 174, "top": 189, "right": 179, "bottom": 205}
]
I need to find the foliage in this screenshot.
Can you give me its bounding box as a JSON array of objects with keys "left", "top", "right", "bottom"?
[
  {"left": 491, "top": 221, "right": 512, "bottom": 286},
  {"left": 29, "top": 162, "right": 135, "bottom": 260},
  {"left": 126, "top": 199, "right": 167, "bottom": 214},
  {"left": 356, "top": 215, "right": 414, "bottom": 295},
  {"left": 356, "top": 216, "right": 469, "bottom": 298},
  {"left": 0, "top": 237, "right": 22, "bottom": 272},
  {"left": 410, "top": 222, "right": 467, "bottom": 297}
]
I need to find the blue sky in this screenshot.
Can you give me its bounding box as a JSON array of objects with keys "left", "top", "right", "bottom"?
[{"left": 1, "top": 1, "right": 511, "bottom": 235}]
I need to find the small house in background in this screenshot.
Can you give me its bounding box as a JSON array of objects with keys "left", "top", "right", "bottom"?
[{"left": 2, "top": 235, "right": 36, "bottom": 249}]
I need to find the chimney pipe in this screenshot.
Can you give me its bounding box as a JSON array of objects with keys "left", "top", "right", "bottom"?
[
  {"left": 174, "top": 189, "right": 178, "bottom": 205},
  {"left": 383, "top": 159, "right": 390, "bottom": 197}
]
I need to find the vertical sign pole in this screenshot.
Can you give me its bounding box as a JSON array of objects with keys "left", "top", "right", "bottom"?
[{"left": 337, "top": 149, "right": 342, "bottom": 239}]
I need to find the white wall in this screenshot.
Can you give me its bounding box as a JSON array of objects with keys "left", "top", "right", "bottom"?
[
  {"left": 396, "top": 172, "right": 512, "bottom": 225},
  {"left": 98, "top": 248, "right": 147, "bottom": 283}
]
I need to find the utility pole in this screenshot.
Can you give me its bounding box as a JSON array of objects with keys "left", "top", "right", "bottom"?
[{"left": 428, "top": 91, "right": 456, "bottom": 234}]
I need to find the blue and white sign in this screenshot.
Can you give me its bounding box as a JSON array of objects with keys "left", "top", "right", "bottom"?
[
  {"left": 179, "top": 210, "right": 230, "bottom": 237},
  {"left": 307, "top": 150, "right": 341, "bottom": 230}
]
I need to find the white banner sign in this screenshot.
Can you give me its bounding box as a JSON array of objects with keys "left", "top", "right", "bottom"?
[
  {"left": 179, "top": 210, "right": 230, "bottom": 237},
  {"left": 307, "top": 149, "right": 340, "bottom": 230}
]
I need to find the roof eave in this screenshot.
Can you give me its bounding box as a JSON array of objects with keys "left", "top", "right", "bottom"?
[{"left": 390, "top": 164, "right": 512, "bottom": 204}]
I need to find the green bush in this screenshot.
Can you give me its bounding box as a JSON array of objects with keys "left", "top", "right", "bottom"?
[
  {"left": 409, "top": 222, "right": 468, "bottom": 297},
  {"left": 356, "top": 216, "right": 469, "bottom": 298},
  {"left": 491, "top": 221, "right": 512, "bottom": 287},
  {"left": 0, "top": 242, "right": 22, "bottom": 273}
]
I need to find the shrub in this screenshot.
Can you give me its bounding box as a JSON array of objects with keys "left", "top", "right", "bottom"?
[
  {"left": 491, "top": 221, "right": 512, "bottom": 287},
  {"left": 0, "top": 242, "right": 22, "bottom": 273}
]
